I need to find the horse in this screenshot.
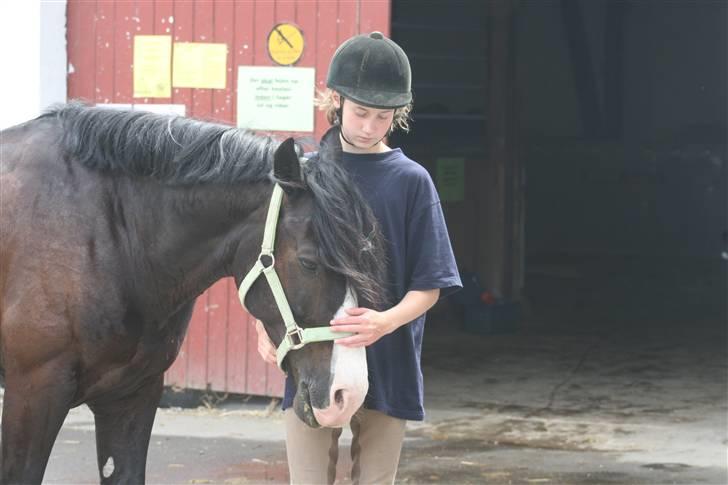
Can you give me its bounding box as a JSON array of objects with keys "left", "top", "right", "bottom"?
[{"left": 0, "top": 102, "right": 387, "bottom": 484}]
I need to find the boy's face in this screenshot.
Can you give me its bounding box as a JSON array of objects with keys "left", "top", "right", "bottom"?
[{"left": 334, "top": 93, "right": 395, "bottom": 153}]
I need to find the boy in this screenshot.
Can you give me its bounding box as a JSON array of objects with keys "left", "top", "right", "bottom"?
[{"left": 255, "top": 32, "right": 461, "bottom": 484}]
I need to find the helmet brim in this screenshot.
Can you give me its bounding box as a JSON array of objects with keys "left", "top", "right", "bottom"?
[{"left": 330, "top": 84, "right": 412, "bottom": 110}]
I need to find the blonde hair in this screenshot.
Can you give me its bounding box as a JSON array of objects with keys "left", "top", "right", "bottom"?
[{"left": 315, "top": 89, "right": 412, "bottom": 133}]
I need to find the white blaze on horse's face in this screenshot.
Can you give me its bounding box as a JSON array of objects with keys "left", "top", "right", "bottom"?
[{"left": 312, "top": 288, "right": 368, "bottom": 428}]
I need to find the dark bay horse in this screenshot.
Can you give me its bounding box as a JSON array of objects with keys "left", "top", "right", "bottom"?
[{"left": 0, "top": 103, "right": 386, "bottom": 484}]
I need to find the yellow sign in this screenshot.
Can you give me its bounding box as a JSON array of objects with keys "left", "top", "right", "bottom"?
[
  {"left": 173, "top": 42, "right": 228, "bottom": 89},
  {"left": 267, "top": 23, "right": 305, "bottom": 66},
  {"left": 133, "top": 35, "right": 172, "bottom": 98}
]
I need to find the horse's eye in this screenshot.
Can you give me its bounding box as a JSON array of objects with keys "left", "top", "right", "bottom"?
[{"left": 299, "top": 257, "right": 318, "bottom": 272}]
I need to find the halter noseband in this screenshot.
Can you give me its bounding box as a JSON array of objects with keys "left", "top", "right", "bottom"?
[{"left": 237, "top": 182, "right": 354, "bottom": 370}]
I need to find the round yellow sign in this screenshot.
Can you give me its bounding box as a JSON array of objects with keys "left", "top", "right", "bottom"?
[{"left": 267, "top": 23, "right": 305, "bottom": 66}]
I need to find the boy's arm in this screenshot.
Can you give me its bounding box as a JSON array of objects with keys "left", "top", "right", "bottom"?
[{"left": 331, "top": 288, "right": 440, "bottom": 347}]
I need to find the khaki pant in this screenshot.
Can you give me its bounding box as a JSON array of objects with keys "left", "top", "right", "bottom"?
[{"left": 284, "top": 408, "right": 407, "bottom": 485}]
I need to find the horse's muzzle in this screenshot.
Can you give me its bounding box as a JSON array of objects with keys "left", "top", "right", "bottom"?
[{"left": 312, "top": 387, "right": 361, "bottom": 428}]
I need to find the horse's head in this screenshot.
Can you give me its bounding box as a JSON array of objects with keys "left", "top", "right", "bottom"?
[{"left": 236, "top": 133, "right": 387, "bottom": 428}]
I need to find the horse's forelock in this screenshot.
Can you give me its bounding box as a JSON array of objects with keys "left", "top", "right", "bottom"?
[{"left": 303, "top": 147, "right": 389, "bottom": 310}]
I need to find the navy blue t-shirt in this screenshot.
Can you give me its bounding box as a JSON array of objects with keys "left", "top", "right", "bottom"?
[{"left": 282, "top": 148, "right": 462, "bottom": 421}]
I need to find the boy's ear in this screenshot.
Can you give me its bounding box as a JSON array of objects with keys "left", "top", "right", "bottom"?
[{"left": 273, "top": 138, "right": 303, "bottom": 190}]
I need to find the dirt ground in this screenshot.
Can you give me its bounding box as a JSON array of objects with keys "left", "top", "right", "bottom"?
[{"left": 401, "top": 319, "right": 727, "bottom": 484}]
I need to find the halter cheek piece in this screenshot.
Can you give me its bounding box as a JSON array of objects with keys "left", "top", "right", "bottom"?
[{"left": 237, "top": 181, "right": 354, "bottom": 370}]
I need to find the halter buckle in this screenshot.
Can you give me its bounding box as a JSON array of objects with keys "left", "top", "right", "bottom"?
[
  {"left": 258, "top": 252, "right": 275, "bottom": 270},
  {"left": 285, "top": 327, "right": 305, "bottom": 350}
]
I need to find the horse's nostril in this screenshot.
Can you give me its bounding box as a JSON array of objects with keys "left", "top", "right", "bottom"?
[{"left": 334, "top": 389, "right": 345, "bottom": 409}]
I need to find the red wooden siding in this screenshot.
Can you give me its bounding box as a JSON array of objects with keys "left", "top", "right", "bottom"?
[{"left": 66, "top": 0, "right": 391, "bottom": 397}]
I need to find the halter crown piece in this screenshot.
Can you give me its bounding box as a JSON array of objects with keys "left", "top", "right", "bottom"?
[{"left": 237, "top": 182, "right": 354, "bottom": 370}]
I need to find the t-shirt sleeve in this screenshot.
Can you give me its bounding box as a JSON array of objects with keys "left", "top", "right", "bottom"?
[{"left": 405, "top": 177, "right": 462, "bottom": 299}]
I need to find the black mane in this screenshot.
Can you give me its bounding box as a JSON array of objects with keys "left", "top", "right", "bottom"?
[
  {"left": 45, "top": 102, "right": 279, "bottom": 185},
  {"left": 44, "top": 103, "right": 388, "bottom": 307}
]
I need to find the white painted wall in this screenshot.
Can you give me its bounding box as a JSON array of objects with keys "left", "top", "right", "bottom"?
[{"left": 0, "top": 0, "right": 67, "bottom": 130}]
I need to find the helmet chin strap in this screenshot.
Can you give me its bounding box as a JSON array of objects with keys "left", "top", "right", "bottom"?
[{"left": 337, "top": 97, "right": 389, "bottom": 150}]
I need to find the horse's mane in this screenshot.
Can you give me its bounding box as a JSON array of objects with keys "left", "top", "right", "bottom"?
[
  {"left": 44, "top": 102, "right": 279, "bottom": 185},
  {"left": 43, "top": 103, "right": 388, "bottom": 307}
]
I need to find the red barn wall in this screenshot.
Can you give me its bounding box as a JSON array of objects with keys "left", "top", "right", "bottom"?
[{"left": 66, "top": 0, "right": 391, "bottom": 397}]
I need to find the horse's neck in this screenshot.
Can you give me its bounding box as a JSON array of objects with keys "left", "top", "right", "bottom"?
[{"left": 128, "top": 181, "right": 268, "bottom": 317}]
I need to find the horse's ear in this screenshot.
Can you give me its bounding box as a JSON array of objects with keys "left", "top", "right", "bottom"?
[{"left": 273, "top": 138, "right": 303, "bottom": 188}]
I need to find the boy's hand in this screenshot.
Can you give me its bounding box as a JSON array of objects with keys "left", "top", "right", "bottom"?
[
  {"left": 254, "top": 319, "right": 277, "bottom": 364},
  {"left": 330, "top": 308, "right": 395, "bottom": 347}
]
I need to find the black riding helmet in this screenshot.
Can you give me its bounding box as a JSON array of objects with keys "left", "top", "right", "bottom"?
[{"left": 326, "top": 32, "right": 412, "bottom": 109}]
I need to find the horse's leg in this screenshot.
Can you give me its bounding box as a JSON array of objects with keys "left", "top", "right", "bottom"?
[
  {"left": 88, "top": 374, "right": 164, "bottom": 484},
  {"left": 1, "top": 362, "right": 76, "bottom": 484}
]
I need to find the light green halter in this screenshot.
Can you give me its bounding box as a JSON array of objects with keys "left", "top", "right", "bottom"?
[{"left": 237, "top": 183, "right": 354, "bottom": 369}]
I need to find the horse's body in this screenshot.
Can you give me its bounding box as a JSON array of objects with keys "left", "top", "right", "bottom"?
[{"left": 0, "top": 104, "right": 386, "bottom": 483}]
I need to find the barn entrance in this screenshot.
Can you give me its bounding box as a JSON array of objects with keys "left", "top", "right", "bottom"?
[{"left": 389, "top": 0, "right": 727, "bottom": 479}]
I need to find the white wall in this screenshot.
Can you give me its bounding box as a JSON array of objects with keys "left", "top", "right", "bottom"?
[{"left": 0, "top": 0, "right": 66, "bottom": 130}]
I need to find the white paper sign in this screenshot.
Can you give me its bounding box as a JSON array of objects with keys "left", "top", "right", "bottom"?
[
  {"left": 98, "top": 103, "right": 186, "bottom": 117},
  {"left": 133, "top": 103, "right": 186, "bottom": 116},
  {"left": 237, "top": 66, "right": 315, "bottom": 132}
]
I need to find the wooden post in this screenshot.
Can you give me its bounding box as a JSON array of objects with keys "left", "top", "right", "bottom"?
[{"left": 476, "top": 0, "right": 523, "bottom": 301}]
